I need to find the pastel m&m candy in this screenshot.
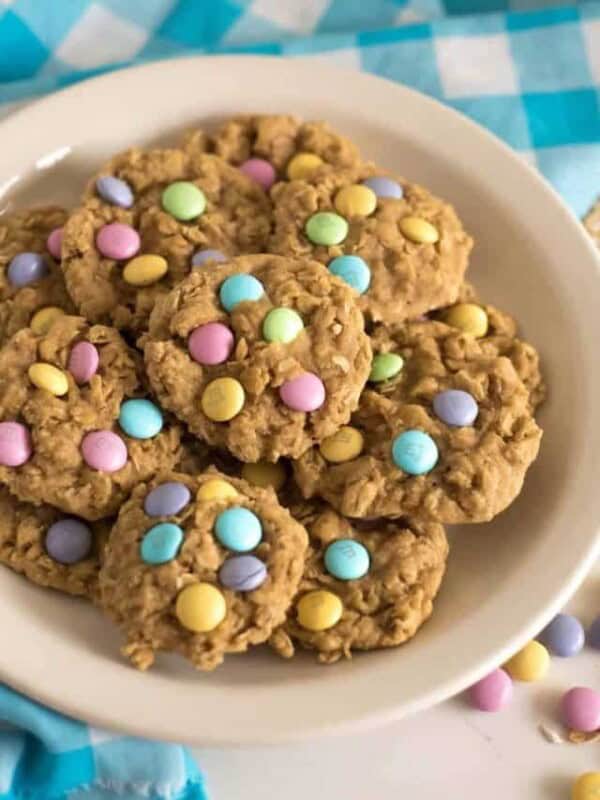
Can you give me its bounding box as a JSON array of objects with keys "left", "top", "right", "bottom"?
[
  {"left": 162, "top": 181, "right": 206, "bottom": 221},
  {"left": 469, "top": 668, "right": 513, "bottom": 712},
  {"left": 198, "top": 478, "right": 238, "bottom": 502},
  {"left": 189, "top": 322, "right": 234, "bottom": 365},
  {"left": 561, "top": 687, "right": 600, "bottom": 732},
  {"left": 503, "top": 640, "right": 549, "bottom": 681},
  {"left": 192, "top": 249, "right": 227, "bottom": 267},
  {"left": 262, "top": 307, "right": 304, "bottom": 343},
  {"left": 219, "top": 555, "right": 267, "bottom": 591},
  {"left": 328, "top": 255, "right": 371, "bottom": 295},
  {"left": 219, "top": 273, "right": 264, "bottom": 311},
  {"left": 334, "top": 185, "right": 377, "bottom": 217},
  {"left": 324, "top": 539, "right": 369, "bottom": 580},
  {"left": 392, "top": 430, "right": 438, "bottom": 475},
  {"left": 241, "top": 461, "right": 286, "bottom": 491},
  {"left": 573, "top": 773, "right": 600, "bottom": 800},
  {"left": 305, "top": 212, "right": 348, "bottom": 246},
  {"left": 297, "top": 590, "right": 343, "bottom": 631},
  {"left": 201, "top": 377, "right": 245, "bottom": 422},
  {"left": 46, "top": 227, "right": 63, "bottom": 260},
  {"left": 433, "top": 390, "right": 478, "bottom": 427},
  {"left": 28, "top": 363, "right": 69, "bottom": 397},
  {"left": 399, "top": 216, "right": 439, "bottom": 244},
  {"left": 96, "top": 223, "right": 140, "bottom": 260},
  {"left": 362, "top": 176, "right": 403, "bottom": 199},
  {"left": 7, "top": 253, "right": 48, "bottom": 287},
  {"left": 96, "top": 175, "right": 134, "bottom": 207},
  {"left": 280, "top": 372, "right": 325, "bottom": 412},
  {"left": 587, "top": 615, "right": 600, "bottom": 649},
  {"left": 176, "top": 583, "right": 226, "bottom": 632},
  {"left": 45, "top": 518, "right": 92, "bottom": 564},
  {"left": 444, "top": 303, "right": 488, "bottom": 338},
  {"left": 144, "top": 481, "right": 191, "bottom": 517},
  {"left": 81, "top": 430, "right": 127, "bottom": 473},
  {"left": 0, "top": 421, "right": 32, "bottom": 467},
  {"left": 119, "top": 399, "right": 163, "bottom": 439},
  {"left": 68, "top": 341, "right": 99, "bottom": 384},
  {"left": 123, "top": 254, "right": 168, "bottom": 287},
  {"left": 140, "top": 522, "right": 184, "bottom": 565},
  {"left": 319, "top": 426, "right": 363, "bottom": 463},
  {"left": 539, "top": 613, "right": 585, "bottom": 657},
  {"left": 239, "top": 158, "right": 276, "bottom": 190},
  {"left": 287, "top": 152, "right": 323, "bottom": 180},
  {"left": 30, "top": 306, "right": 65, "bottom": 335},
  {"left": 215, "top": 506, "right": 262, "bottom": 552},
  {"left": 369, "top": 353, "right": 403, "bottom": 382}
]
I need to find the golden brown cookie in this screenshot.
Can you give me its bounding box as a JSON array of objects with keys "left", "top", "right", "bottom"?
[
  {"left": 98, "top": 470, "right": 308, "bottom": 671},
  {"left": 0, "top": 207, "right": 74, "bottom": 344},
  {"left": 271, "top": 503, "right": 447, "bottom": 663},
  {"left": 61, "top": 148, "right": 272, "bottom": 335},
  {"left": 144, "top": 254, "right": 372, "bottom": 462},
  {"left": 0, "top": 315, "right": 181, "bottom": 520}
]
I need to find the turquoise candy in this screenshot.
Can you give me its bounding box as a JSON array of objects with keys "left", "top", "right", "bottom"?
[
  {"left": 328, "top": 255, "right": 371, "bottom": 294},
  {"left": 392, "top": 430, "right": 438, "bottom": 475},
  {"left": 119, "top": 399, "right": 163, "bottom": 439},
  {"left": 219, "top": 274, "right": 265, "bottom": 312},
  {"left": 215, "top": 507, "right": 262, "bottom": 552},
  {"left": 324, "top": 539, "right": 370, "bottom": 580},
  {"left": 140, "top": 522, "right": 184, "bottom": 565}
]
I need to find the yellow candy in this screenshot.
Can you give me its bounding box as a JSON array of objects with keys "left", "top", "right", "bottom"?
[
  {"left": 286, "top": 152, "right": 323, "bottom": 180},
  {"left": 399, "top": 216, "right": 439, "bottom": 244},
  {"left": 241, "top": 461, "right": 286, "bottom": 491},
  {"left": 319, "top": 426, "right": 364, "bottom": 463},
  {"left": 175, "top": 583, "right": 226, "bottom": 633},
  {"left": 30, "top": 306, "right": 65, "bottom": 335},
  {"left": 444, "top": 303, "right": 489, "bottom": 338},
  {"left": 201, "top": 377, "right": 245, "bottom": 422},
  {"left": 197, "top": 478, "right": 238, "bottom": 502},
  {"left": 503, "top": 640, "right": 549, "bottom": 682},
  {"left": 334, "top": 185, "right": 377, "bottom": 217},
  {"left": 123, "top": 254, "right": 168, "bottom": 287},
  {"left": 297, "top": 590, "right": 343, "bottom": 631},
  {"left": 28, "top": 362, "right": 69, "bottom": 396},
  {"left": 572, "top": 772, "right": 600, "bottom": 800}
]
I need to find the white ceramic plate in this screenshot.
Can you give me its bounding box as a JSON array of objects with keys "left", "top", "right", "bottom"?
[{"left": 1, "top": 56, "right": 600, "bottom": 747}]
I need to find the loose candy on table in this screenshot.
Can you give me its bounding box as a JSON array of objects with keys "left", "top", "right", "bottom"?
[
  {"left": 46, "top": 227, "right": 63, "bottom": 260},
  {"left": 503, "top": 640, "right": 549, "bottom": 682},
  {"left": 219, "top": 273, "right": 265, "bottom": 311},
  {"left": 144, "top": 481, "right": 191, "bottom": 517},
  {"left": 573, "top": 773, "right": 600, "bottom": 800},
  {"left": 369, "top": 352, "right": 404, "bottom": 383},
  {"left": 286, "top": 152, "right": 323, "bottom": 180},
  {"left": 305, "top": 212, "right": 349, "bottom": 246},
  {"left": 215, "top": 506, "right": 262, "bottom": 552},
  {"left": 262, "top": 307, "right": 304, "bottom": 343},
  {"left": 469, "top": 668, "right": 513, "bottom": 712},
  {"left": 392, "top": 430, "right": 439, "bottom": 475},
  {"left": 197, "top": 478, "right": 238, "bottom": 502},
  {"left": 45, "top": 518, "right": 93, "bottom": 565},
  {"left": 319, "top": 426, "right": 364, "bottom": 463},
  {"left": 334, "top": 185, "right": 377, "bottom": 218},
  {"left": 239, "top": 158, "right": 276, "bottom": 190},
  {"left": 361, "top": 176, "right": 403, "bottom": 199},
  {"left": 96, "top": 223, "right": 140, "bottom": 260},
  {"left": 30, "top": 306, "right": 65, "bottom": 335},
  {"left": 119, "top": 399, "right": 163, "bottom": 440},
  {"left": 241, "top": 461, "right": 287, "bottom": 491},
  {"left": 0, "top": 421, "right": 32, "bottom": 467},
  {"left": 175, "top": 582, "right": 226, "bottom": 633},
  {"left": 561, "top": 687, "right": 600, "bottom": 733},
  {"left": 399, "top": 216, "right": 439, "bottom": 245},
  {"left": 68, "top": 341, "right": 99, "bottom": 384},
  {"left": 188, "top": 322, "right": 234, "bottom": 365},
  {"left": 324, "top": 539, "right": 370, "bottom": 581},
  {"left": 587, "top": 616, "right": 600, "bottom": 650},
  {"left": 123, "top": 254, "right": 168, "bottom": 287},
  {"left": 433, "top": 390, "right": 479, "bottom": 428},
  {"left": 279, "top": 372, "right": 325, "bottom": 412},
  {"left": 539, "top": 613, "right": 585, "bottom": 657},
  {"left": 7, "top": 253, "right": 48, "bottom": 287},
  {"left": 201, "top": 377, "right": 245, "bottom": 422},
  {"left": 444, "top": 303, "right": 489, "bottom": 338},
  {"left": 81, "top": 430, "right": 128, "bottom": 473},
  {"left": 219, "top": 555, "right": 267, "bottom": 592},
  {"left": 140, "top": 522, "right": 184, "bottom": 565},
  {"left": 297, "top": 589, "right": 343, "bottom": 631},
  {"left": 328, "top": 255, "right": 371, "bottom": 295},
  {"left": 96, "top": 175, "right": 134, "bottom": 208},
  {"left": 28, "top": 363, "right": 69, "bottom": 397},
  {"left": 192, "top": 249, "right": 227, "bottom": 267},
  {"left": 161, "top": 181, "right": 206, "bottom": 221}
]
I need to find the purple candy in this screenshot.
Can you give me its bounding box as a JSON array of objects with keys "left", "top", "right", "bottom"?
[
  {"left": 469, "top": 668, "right": 513, "bottom": 712},
  {"left": 433, "top": 389, "right": 478, "bottom": 427},
  {"left": 7, "top": 253, "right": 48, "bottom": 287},
  {"left": 68, "top": 341, "right": 99, "bottom": 385},
  {"left": 192, "top": 249, "right": 227, "bottom": 267},
  {"left": 588, "top": 615, "right": 600, "bottom": 650},
  {"left": 539, "top": 613, "right": 585, "bottom": 657},
  {"left": 561, "top": 687, "right": 600, "bottom": 732},
  {"left": 219, "top": 555, "right": 267, "bottom": 592},
  {"left": 96, "top": 175, "right": 134, "bottom": 208},
  {"left": 144, "top": 481, "right": 191, "bottom": 517},
  {"left": 361, "top": 176, "right": 403, "bottom": 199},
  {"left": 45, "top": 518, "right": 92, "bottom": 564}
]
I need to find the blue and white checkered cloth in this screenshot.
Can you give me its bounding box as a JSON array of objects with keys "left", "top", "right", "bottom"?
[{"left": 0, "top": 1, "right": 598, "bottom": 796}]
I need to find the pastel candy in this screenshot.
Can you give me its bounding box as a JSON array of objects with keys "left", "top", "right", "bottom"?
[
  {"left": 369, "top": 353, "right": 403, "bottom": 382},
  {"left": 400, "top": 217, "right": 439, "bottom": 244},
  {"left": 219, "top": 555, "right": 267, "bottom": 591},
  {"left": 81, "top": 430, "right": 127, "bottom": 473},
  {"left": 46, "top": 227, "right": 63, "bottom": 260},
  {"left": 28, "top": 363, "right": 69, "bottom": 396},
  {"left": 201, "top": 377, "right": 245, "bottom": 422},
  {"left": 175, "top": 582, "right": 226, "bottom": 632},
  {"left": 96, "top": 223, "right": 140, "bottom": 260},
  {"left": 443, "top": 303, "right": 489, "bottom": 338},
  {"left": 198, "top": 478, "right": 238, "bottom": 502},
  {"left": 561, "top": 687, "right": 600, "bottom": 732},
  {"left": 392, "top": 430, "right": 438, "bottom": 474},
  {"left": 123, "top": 254, "right": 168, "bottom": 287},
  {"left": 219, "top": 274, "right": 264, "bottom": 311},
  {"left": 324, "top": 539, "right": 370, "bottom": 580},
  {"left": 162, "top": 181, "right": 206, "bottom": 221},
  {"left": 469, "top": 668, "right": 513, "bottom": 712},
  {"left": 119, "top": 399, "right": 163, "bottom": 439},
  {"left": 68, "top": 341, "right": 99, "bottom": 384},
  {"left": 305, "top": 212, "right": 348, "bottom": 246},
  {"left": 279, "top": 372, "right": 325, "bottom": 412},
  {"left": 188, "top": 322, "right": 234, "bottom": 365},
  {"left": 361, "top": 176, "right": 403, "bottom": 199},
  {"left": 192, "top": 249, "right": 227, "bottom": 267},
  {"left": 319, "top": 426, "right": 364, "bottom": 463},
  {"left": 287, "top": 153, "right": 323, "bottom": 180},
  {"left": 262, "top": 307, "right": 304, "bottom": 343},
  {"left": 539, "top": 613, "right": 585, "bottom": 657},
  {"left": 334, "top": 185, "right": 377, "bottom": 217},
  {"left": 239, "top": 158, "right": 276, "bottom": 190},
  {"left": 0, "top": 422, "right": 32, "bottom": 467},
  {"left": 297, "top": 590, "right": 343, "bottom": 631},
  {"left": 144, "top": 481, "right": 191, "bottom": 517},
  {"left": 215, "top": 506, "right": 262, "bottom": 552},
  {"left": 30, "top": 306, "right": 65, "bottom": 335},
  {"left": 96, "top": 175, "right": 134, "bottom": 207},
  {"left": 45, "top": 518, "right": 93, "bottom": 564},
  {"left": 328, "top": 255, "right": 371, "bottom": 295},
  {"left": 7, "top": 253, "right": 48, "bottom": 287},
  {"left": 140, "top": 522, "right": 184, "bottom": 565},
  {"left": 503, "top": 640, "right": 549, "bottom": 682},
  {"left": 433, "top": 389, "right": 478, "bottom": 427},
  {"left": 573, "top": 774, "right": 600, "bottom": 800},
  {"left": 587, "top": 616, "right": 600, "bottom": 649}
]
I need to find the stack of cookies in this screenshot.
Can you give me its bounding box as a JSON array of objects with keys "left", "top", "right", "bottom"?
[{"left": 0, "top": 115, "right": 544, "bottom": 671}]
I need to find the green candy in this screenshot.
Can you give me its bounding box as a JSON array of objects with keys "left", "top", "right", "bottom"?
[
  {"left": 305, "top": 212, "right": 348, "bottom": 246},
  {"left": 369, "top": 352, "right": 404, "bottom": 382},
  {"left": 263, "top": 307, "right": 304, "bottom": 343},
  {"left": 162, "top": 181, "right": 206, "bottom": 221}
]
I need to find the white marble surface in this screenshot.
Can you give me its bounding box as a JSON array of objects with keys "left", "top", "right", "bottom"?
[{"left": 194, "top": 562, "right": 600, "bottom": 799}]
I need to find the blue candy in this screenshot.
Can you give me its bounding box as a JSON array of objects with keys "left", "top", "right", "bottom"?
[
  {"left": 144, "top": 481, "right": 191, "bottom": 517},
  {"left": 219, "top": 274, "right": 264, "bottom": 312},
  {"left": 324, "top": 539, "right": 370, "bottom": 581},
  {"left": 192, "top": 249, "right": 227, "bottom": 267},
  {"left": 215, "top": 507, "right": 262, "bottom": 552},
  {"left": 140, "top": 522, "right": 184, "bottom": 565},
  {"left": 328, "top": 255, "right": 371, "bottom": 295},
  {"left": 361, "top": 176, "right": 403, "bottom": 199},
  {"left": 219, "top": 555, "right": 267, "bottom": 591},
  {"left": 392, "top": 430, "right": 438, "bottom": 475},
  {"left": 433, "top": 389, "right": 478, "bottom": 427},
  {"left": 7, "top": 252, "right": 48, "bottom": 287},
  {"left": 539, "top": 613, "right": 585, "bottom": 657},
  {"left": 96, "top": 175, "right": 134, "bottom": 208},
  {"left": 119, "top": 399, "right": 163, "bottom": 440}
]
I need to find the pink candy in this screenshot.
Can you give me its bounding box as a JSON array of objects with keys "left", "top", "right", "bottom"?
[
  {"left": 96, "top": 223, "right": 140, "bottom": 260},
  {"left": 46, "top": 227, "right": 63, "bottom": 260},
  {"left": 239, "top": 158, "right": 276, "bottom": 191},
  {"left": 561, "top": 687, "right": 600, "bottom": 732},
  {"left": 68, "top": 341, "right": 100, "bottom": 384},
  {"left": 469, "top": 668, "right": 513, "bottom": 712},
  {"left": 188, "top": 322, "right": 234, "bottom": 366},
  {"left": 0, "top": 422, "right": 32, "bottom": 467},
  {"left": 81, "top": 430, "right": 127, "bottom": 473},
  {"left": 280, "top": 372, "right": 326, "bottom": 412}
]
